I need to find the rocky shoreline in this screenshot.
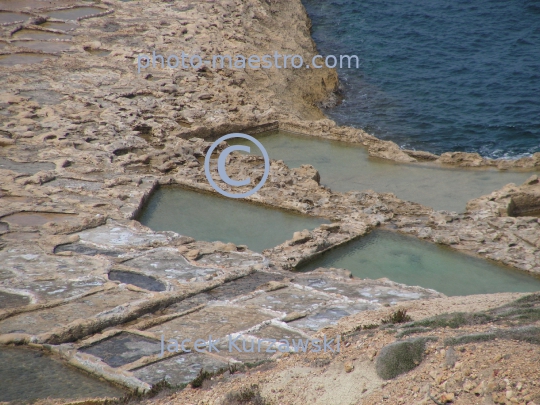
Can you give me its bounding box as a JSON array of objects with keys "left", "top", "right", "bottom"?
[{"left": 0, "top": 0, "right": 539, "bottom": 403}]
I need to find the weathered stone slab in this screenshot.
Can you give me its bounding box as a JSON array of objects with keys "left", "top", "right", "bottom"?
[
  {"left": 250, "top": 323, "right": 306, "bottom": 342},
  {"left": 159, "top": 272, "right": 287, "bottom": 315},
  {"left": 77, "top": 221, "right": 172, "bottom": 249},
  {"left": 132, "top": 352, "right": 229, "bottom": 387},
  {"left": 0, "top": 245, "right": 110, "bottom": 302},
  {"left": 147, "top": 304, "right": 276, "bottom": 341},
  {"left": 206, "top": 271, "right": 287, "bottom": 300},
  {"left": 0, "top": 290, "right": 31, "bottom": 309},
  {"left": 160, "top": 294, "right": 211, "bottom": 315},
  {"left": 287, "top": 302, "right": 378, "bottom": 333},
  {"left": 46, "top": 178, "right": 103, "bottom": 191},
  {"left": 122, "top": 247, "right": 219, "bottom": 283},
  {"left": 242, "top": 286, "right": 333, "bottom": 314},
  {"left": 196, "top": 251, "right": 266, "bottom": 268},
  {"left": 0, "top": 288, "right": 146, "bottom": 335},
  {"left": 80, "top": 332, "right": 161, "bottom": 368},
  {"left": 213, "top": 335, "right": 277, "bottom": 364},
  {"left": 293, "top": 275, "right": 440, "bottom": 305}
]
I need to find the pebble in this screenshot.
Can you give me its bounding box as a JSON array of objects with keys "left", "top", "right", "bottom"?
[{"left": 440, "top": 392, "right": 455, "bottom": 403}]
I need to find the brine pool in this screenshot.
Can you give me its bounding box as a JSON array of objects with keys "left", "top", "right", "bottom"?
[
  {"left": 230, "top": 130, "right": 530, "bottom": 213},
  {"left": 0, "top": 347, "right": 126, "bottom": 402},
  {"left": 298, "top": 230, "right": 540, "bottom": 296},
  {"left": 138, "top": 186, "right": 329, "bottom": 252},
  {"left": 138, "top": 186, "right": 540, "bottom": 296}
]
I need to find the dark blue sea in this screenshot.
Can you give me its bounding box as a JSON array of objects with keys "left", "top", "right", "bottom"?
[{"left": 302, "top": 0, "right": 540, "bottom": 158}]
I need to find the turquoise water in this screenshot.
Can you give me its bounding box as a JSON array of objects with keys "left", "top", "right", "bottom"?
[
  {"left": 303, "top": 0, "right": 540, "bottom": 158},
  {"left": 299, "top": 230, "right": 540, "bottom": 296},
  {"left": 230, "top": 130, "right": 529, "bottom": 212},
  {"left": 138, "top": 187, "right": 328, "bottom": 252}
]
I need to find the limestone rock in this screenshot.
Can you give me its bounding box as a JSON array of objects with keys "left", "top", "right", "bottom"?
[
  {"left": 291, "top": 229, "right": 312, "bottom": 245},
  {"left": 185, "top": 249, "right": 201, "bottom": 260},
  {"left": 438, "top": 152, "right": 486, "bottom": 167},
  {"left": 403, "top": 149, "right": 439, "bottom": 161},
  {"left": 368, "top": 141, "right": 417, "bottom": 163},
  {"left": 293, "top": 164, "right": 321, "bottom": 185},
  {"left": 312, "top": 267, "right": 352, "bottom": 279},
  {"left": 439, "top": 392, "right": 455, "bottom": 403},
  {"left": 15, "top": 171, "right": 55, "bottom": 186},
  {"left": 523, "top": 174, "right": 539, "bottom": 185},
  {"left": 0, "top": 137, "right": 14, "bottom": 147}
]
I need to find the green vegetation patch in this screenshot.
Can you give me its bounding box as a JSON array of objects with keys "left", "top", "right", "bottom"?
[
  {"left": 406, "top": 312, "right": 493, "bottom": 329},
  {"left": 375, "top": 337, "right": 438, "bottom": 380},
  {"left": 381, "top": 309, "right": 412, "bottom": 325},
  {"left": 398, "top": 293, "right": 540, "bottom": 337},
  {"left": 223, "top": 384, "right": 271, "bottom": 405},
  {"left": 444, "top": 326, "right": 540, "bottom": 347}
]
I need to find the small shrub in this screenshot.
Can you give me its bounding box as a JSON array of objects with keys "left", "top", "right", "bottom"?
[
  {"left": 382, "top": 309, "right": 412, "bottom": 325},
  {"left": 223, "top": 384, "right": 270, "bottom": 405},
  {"left": 513, "top": 293, "right": 540, "bottom": 306},
  {"left": 310, "top": 357, "right": 332, "bottom": 368},
  {"left": 352, "top": 323, "right": 379, "bottom": 333},
  {"left": 103, "top": 379, "right": 178, "bottom": 404},
  {"left": 228, "top": 362, "right": 241, "bottom": 374},
  {"left": 375, "top": 337, "right": 434, "bottom": 380},
  {"left": 191, "top": 369, "right": 213, "bottom": 388},
  {"left": 406, "top": 311, "right": 493, "bottom": 330},
  {"left": 396, "top": 326, "right": 431, "bottom": 338}
]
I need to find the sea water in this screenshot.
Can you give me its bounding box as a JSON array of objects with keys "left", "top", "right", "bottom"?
[{"left": 303, "top": 0, "right": 540, "bottom": 158}]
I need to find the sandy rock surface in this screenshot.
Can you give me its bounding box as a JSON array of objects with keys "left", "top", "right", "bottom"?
[{"left": 0, "top": 0, "right": 539, "bottom": 403}]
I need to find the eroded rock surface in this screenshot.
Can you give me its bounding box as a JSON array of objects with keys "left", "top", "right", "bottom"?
[{"left": 0, "top": 0, "right": 539, "bottom": 401}]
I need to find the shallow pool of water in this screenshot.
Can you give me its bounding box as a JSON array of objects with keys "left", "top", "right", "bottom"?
[
  {"left": 0, "top": 53, "right": 55, "bottom": 66},
  {"left": 18, "top": 89, "right": 64, "bottom": 105},
  {"left": 1, "top": 212, "right": 77, "bottom": 227},
  {"left": 85, "top": 48, "right": 111, "bottom": 56},
  {"left": 0, "top": 291, "right": 30, "bottom": 309},
  {"left": 12, "top": 29, "right": 72, "bottom": 40},
  {"left": 0, "top": 0, "right": 74, "bottom": 10},
  {"left": 298, "top": 230, "right": 540, "bottom": 296},
  {"left": 40, "top": 21, "right": 78, "bottom": 31},
  {"left": 12, "top": 40, "right": 73, "bottom": 52},
  {"left": 138, "top": 186, "right": 328, "bottom": 252},
  {"left": 0, "top": 157, "right": 55, "bottom": 173},
  {"left": 1, "top": 231, "right": 40, "bottom": 241},
  {"left": 0, "top": 12, "right": 27, "bottom": 24},
  {"left": 108, "top": 270, "right": 166, "bottom": 292},
  {"left": 46, "top": 7, "right": 104, "bottom": 20},
  {"left": 230, "top": 131, "right": 530, "bottom": 212},
  {"left": 0, "top": 347, "right": 127, "bottom": 402}
]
